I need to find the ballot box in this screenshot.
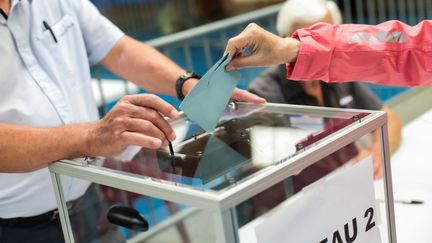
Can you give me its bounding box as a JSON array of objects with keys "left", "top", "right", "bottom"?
[{"left": 49, "top": 102, "right": 397, "bottom": 243}]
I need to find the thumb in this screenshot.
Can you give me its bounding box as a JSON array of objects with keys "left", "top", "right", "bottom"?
[
  {"left": 226, "top": 54, "right": 262, "bottom": 71},
  {"left": 224, "top": 32, "right": 256, "bottom": 68}
]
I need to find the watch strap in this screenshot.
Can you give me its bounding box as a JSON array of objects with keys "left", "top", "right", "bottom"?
[{"left": 176, "top": 71, "right": 201, "bottom": 100}]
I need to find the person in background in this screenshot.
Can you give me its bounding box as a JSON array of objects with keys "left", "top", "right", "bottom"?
[
  {"left": 249, "top": 0, "right": 402, "bottom": 179},
  {"left": 234, "top": 1, "right": 402, "bottom": 225},
  {"left": 0, "top": 0, "right": 264, "bottom": 242}
]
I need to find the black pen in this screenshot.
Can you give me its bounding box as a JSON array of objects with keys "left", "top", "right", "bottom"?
[
  {"left": 395, "top": 199, "right": 424, "bottom": 205},
  {"left": 377, "top": 199, "right": 424, "bottom": 205},
  {"left": 168, "top": 141, "right": 176, "bottom": 173},
  {"left": 43, "top": 21, "right": 57, "bottom": 43},
  {"left": 168, "top": 141, "right": 175, "bottom": 157}
]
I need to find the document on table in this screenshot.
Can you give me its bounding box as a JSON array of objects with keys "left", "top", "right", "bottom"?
[{"left": 180, "top": 54, "right": 241, "bottom": 132}]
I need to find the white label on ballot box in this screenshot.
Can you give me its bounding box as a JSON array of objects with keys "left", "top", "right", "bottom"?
[{"left": 252, "top": 157, "right": 381, "bottom": 243}]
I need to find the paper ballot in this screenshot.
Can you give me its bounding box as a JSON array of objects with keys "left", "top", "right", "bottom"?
[
  {"left": 194, "top": 135, "right": 247, "bottom": 183},
  {"left": 180, "top": 54, "right": 241, "bottom": 132}
]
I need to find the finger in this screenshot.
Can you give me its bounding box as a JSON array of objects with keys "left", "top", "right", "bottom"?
[
  {"left": 352, "top": 151, "right": 367, "bottom": 163},
  {"left": 112, "top": 102, "right": 176, "bottom": 141},
  {"left": 125, "top": 118, "right": 167, "bottom": 144},
  {"left": 231, "top": 88, "right": 266, "bottom": 104},
  {"left": 121, "top": 131, "right": 162, "bottom": 149},
  {"left": 373, "top": 161, "right": 383, "bottom": 179},
  {"left": 224, "top": 36, "right": 243, "bottom": 61},
  {"left": 374, "top": 166, "right": 383, "bottom": 179},
  {"left": 226, "top": 53, "right": 264, "bottom": 71},
  {"left": 224, "top": 23, "right": 261, "bottom": 59},
  {"left": 224, "top": 33, "right": 255, "bottom": 63},
  {"left": 129, "top": 106, "right": 176, "bottom": 141},
  {"left": 123, "top": 94, "right": 179, "bottom": 119},
  {"left": 352, "top": 155, "right": 361, "bottom": 163}
]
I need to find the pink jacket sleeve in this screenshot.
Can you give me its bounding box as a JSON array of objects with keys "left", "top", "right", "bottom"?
[{"left": 286, "top": 20, "right": 432, "bottom": 87}]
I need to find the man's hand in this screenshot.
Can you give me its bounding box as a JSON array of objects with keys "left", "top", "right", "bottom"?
[
  {"left": 224, "top": 23, "right": 300, "bottom": 71},
  {"left": 230, "top": 88, "right": 266, "bottom": 104},
  {"left": 85, "top": 94, "right": 179, "bottom": 157}
]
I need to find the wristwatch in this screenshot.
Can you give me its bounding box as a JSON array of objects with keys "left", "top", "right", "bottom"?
[{"left": 175, "top": 71, "right": 201, "bottom": 100}]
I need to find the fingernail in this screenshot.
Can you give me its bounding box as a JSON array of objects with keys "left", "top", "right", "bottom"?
[
  {"left": 169, "top": 133, "right": 177, "bottom": 141},
  {"left": 170, "top": 109, "right": 179, "bottom": 118},
  {"left": 226, "top": 64, "right": 234, "bottom": 71},
  {"left": 152, "top": 139, "right": 162, "bottom": 148}
]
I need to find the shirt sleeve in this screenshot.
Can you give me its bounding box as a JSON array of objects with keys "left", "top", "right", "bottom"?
[
  {"left": 69, "top": 0, "right": 125, "bottom": 65},
  {"left": 350, "top": 83, "right": 383, "bottom": 110},
  {"left": 287, "top": 20, "right": 432, "bottom": 87}
]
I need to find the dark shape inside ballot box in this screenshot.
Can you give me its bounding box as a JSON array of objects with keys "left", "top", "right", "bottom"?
[{"left": 104, "top": 111, "right": 366, "bottom": 190}]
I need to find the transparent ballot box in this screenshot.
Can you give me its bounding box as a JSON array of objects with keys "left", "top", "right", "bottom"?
[{"left": 49, "top": 102, "right": 397, "bottom": 243}]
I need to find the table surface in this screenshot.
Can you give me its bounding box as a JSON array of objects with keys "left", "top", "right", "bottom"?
[{"left": 375, "top": 108, "right": 432, "bottom": 243}]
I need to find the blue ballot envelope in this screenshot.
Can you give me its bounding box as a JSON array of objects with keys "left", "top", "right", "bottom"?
[{"left": 180, "top": 54, "right": 241, "bottom": 132}]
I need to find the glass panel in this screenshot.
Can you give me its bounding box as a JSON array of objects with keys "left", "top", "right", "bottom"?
[
  {"left": 236, "top": 128, "right": 392, "bottom": 243},
  {"left": 54, "top": 126, "right": 392, "bottom": 243},
  {"left": 87, "top": 103, "right": 372, "bottom": 192},
  {"left": 59, "top": 178, "right": 215, "bottom": 243}
]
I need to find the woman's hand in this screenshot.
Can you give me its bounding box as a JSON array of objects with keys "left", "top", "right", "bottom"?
[{"left": 225, "top": 23, "right": 300, "bottom": 70}]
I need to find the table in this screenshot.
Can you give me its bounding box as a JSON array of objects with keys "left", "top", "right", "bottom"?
[{"left": 376, "top": 108, "right": 432, "bottom": 242}]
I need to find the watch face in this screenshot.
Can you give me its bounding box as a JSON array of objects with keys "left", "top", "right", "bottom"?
[{"left": 184, "top": 71, "right": 194, "bottom": 79}]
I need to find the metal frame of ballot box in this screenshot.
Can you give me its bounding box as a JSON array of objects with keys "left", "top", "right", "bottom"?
[{"left": 49, "top": 103, "right": 397, "bottom": 243}]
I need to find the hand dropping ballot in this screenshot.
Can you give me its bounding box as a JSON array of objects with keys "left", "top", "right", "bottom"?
[{"left": 180, "top": 54, "right": 240, "bottom": 132}]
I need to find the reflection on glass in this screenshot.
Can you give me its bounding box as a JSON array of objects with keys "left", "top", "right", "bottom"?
[
  {"left": 250, "top": 126, "right": 311, "bottom": 167},
  {"left": 67, "top": 184, "right": 126, "bottom": 242},
  {"left": 66, "top": 181, "right": 194, "bottom": 243},
  {"left": 88, "top": 103, "right": 369, "bottom": 192}
]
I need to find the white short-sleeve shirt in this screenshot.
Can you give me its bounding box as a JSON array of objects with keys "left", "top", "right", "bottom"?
[{"left": 0, "top": 0, "right": 124, "bottom": 218}]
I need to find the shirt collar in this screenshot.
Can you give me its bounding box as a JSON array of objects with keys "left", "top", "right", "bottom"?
[
  {"left": 6, "top": 0, "right": 27, "bottom": 22},
  {"left": 0, "top": 10, "right": 6, "bottom": 24},
  {"left": 12, "top": 0, "right": 23, "bottom": 6}
]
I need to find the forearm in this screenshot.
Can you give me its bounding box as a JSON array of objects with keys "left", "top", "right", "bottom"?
[
  {"left": 104, "top": 35, "right": 266, "bottom": 103},
  {"left": 370, "top": 107, "right": 402, "bottom": 154},
  {"left": 101, "top": 36, "right": 185, "bottom": 97},
  {"left": 0, "top": 94, "right": 187, "bottom": 173},
  {"left": 287, "top": 20, "right": 432, "bottom": 86},
  {"left": 383, "top": 107, "right": 402, "bottom": 154},
  {"left": 0, "top": 123, "right": 90, "bottom": 172}
]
